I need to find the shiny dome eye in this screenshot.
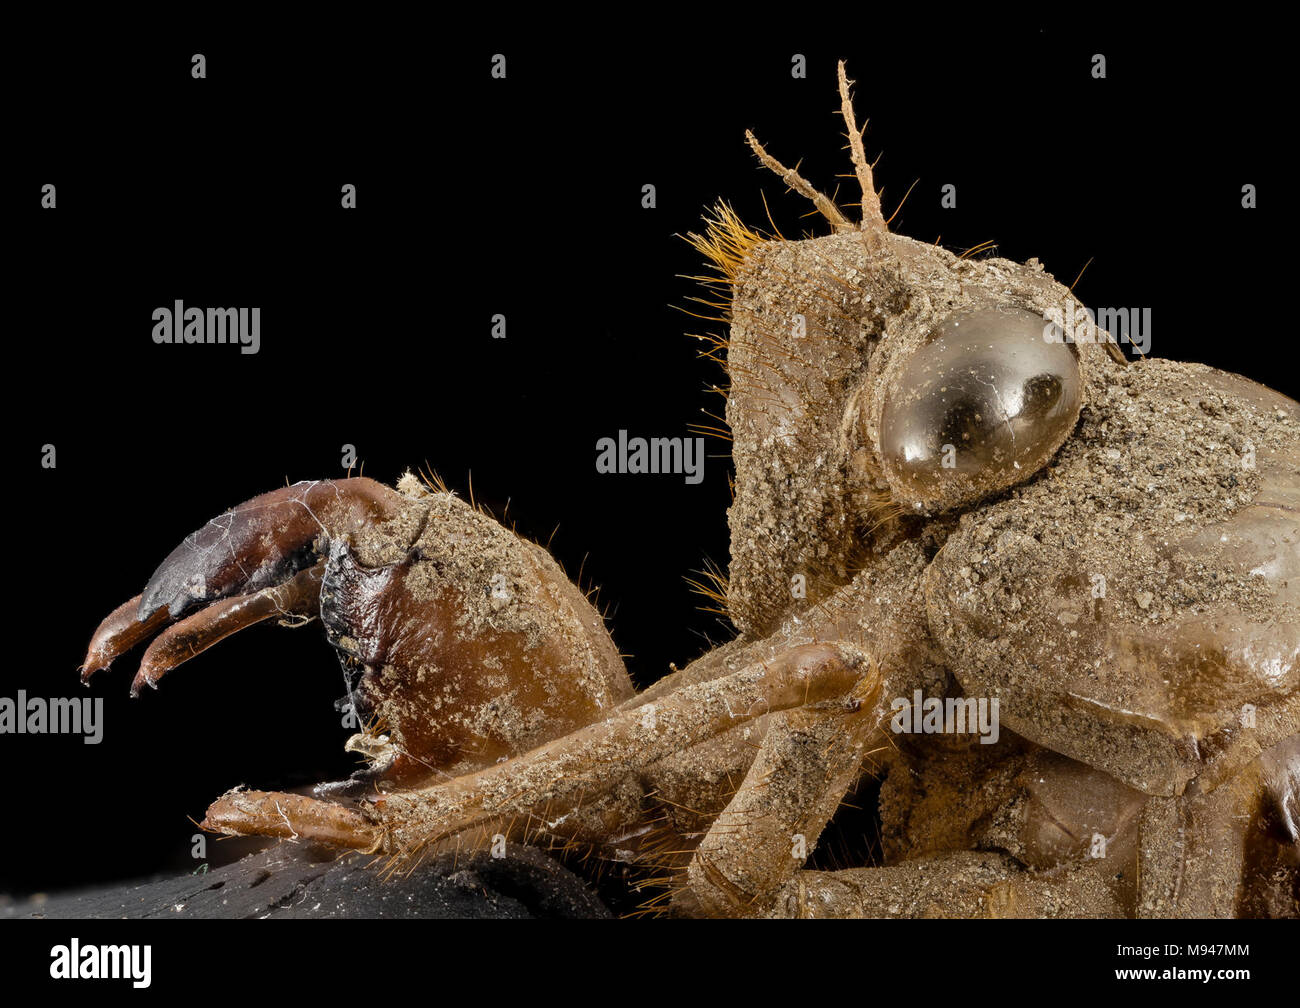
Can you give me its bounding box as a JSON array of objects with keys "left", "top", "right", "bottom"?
[{"left": 878, "top": 306, "right": 1082, "bottom": 513}]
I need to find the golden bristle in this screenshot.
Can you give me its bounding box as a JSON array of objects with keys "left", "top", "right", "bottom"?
[
  {"left": 684, "top": 557, "right": 731, "bottom": 618},
  {"left": 684, "top": 201, "right": 768, "bottom": 291},
  {"left": 417, "top": 462, "right": 449, "bottom": 495}
]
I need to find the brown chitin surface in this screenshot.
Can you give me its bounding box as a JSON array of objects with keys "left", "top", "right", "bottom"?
[
  {"left": 757, "top": 851, "right": 1122, "bottom": 919},
  {"left": 760, "top": 851, "right": 1019, "bottom": 918},
  {"left": 724, "top": 228, "right": 1117, "bottom": 640},
  {"left": 1138, "top": 736, "right": 1299, "bottom": 918},
  {"left": 1237, "top": 737, "right": 1300, "bottom": 916},
  {"left": 204, "top": 789, "right": 380, "bottom": 850},
  {"left": 926, "top": 361, "right": 1299, "bottom": 796},
  {"left": 876, "top": 730, "right": 1151, "bottom": 907},
  {"left": 878, "top": 730, "right": 1034, "bottom": 865},
  {"left": 330, "top": 473, "right": 633, "bottom": 786},
  {"left": 723, "top": 231, "right": 876, "bottom": 640}
]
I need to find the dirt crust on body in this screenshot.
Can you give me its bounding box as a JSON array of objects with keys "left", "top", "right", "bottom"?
[{"left": 926, "top": 360, "right": 1299, "bottom": 795}]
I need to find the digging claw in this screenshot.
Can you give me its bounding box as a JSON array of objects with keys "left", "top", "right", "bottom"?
[
  {"left": 137, "top": 478, "right": 403, "bottom": 622},
  {"left": 127, "top": 563, "right": 325, "bottom": 696},
  {"left": 80, "top": 594, "right": 170, "bottom": 685},
  {"left": 80, "top": 478, "right": 405, "bottom": 695}
]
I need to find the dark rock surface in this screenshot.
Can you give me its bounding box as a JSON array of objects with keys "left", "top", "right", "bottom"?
[{"left": 2, "top": 841, "right": 612, "bottom": 919}]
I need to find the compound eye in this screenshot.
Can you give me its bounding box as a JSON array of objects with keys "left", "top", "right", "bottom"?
[{"left": 878, "top": 306, "right": 1082, "bottom": 513}]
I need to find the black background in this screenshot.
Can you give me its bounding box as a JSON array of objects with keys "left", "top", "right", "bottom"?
[{"left": 8, "top": 20, "right": 1295, "bottom": 900}]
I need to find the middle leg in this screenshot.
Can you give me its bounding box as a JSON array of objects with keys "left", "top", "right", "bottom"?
[{"left": 674, "top": 665, "right": 884, "bottom": 917}]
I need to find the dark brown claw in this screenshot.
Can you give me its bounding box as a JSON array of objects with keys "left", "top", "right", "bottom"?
[
  {"left": 138, "top": 478, "right": 405, "bottom": 622},
  {"left": 80, "top": 594, "right": 171, "bottom": 684},
  {"left": 81, "top": 477, "right": 407, "bottom": 693},
  {"left": 129, "top": 562, "right": 325, "bottom": 697}
]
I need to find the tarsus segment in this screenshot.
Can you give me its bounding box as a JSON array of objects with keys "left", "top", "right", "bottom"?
[{"left": 203, "top": 789, "right": 381, "bottom": 851}]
